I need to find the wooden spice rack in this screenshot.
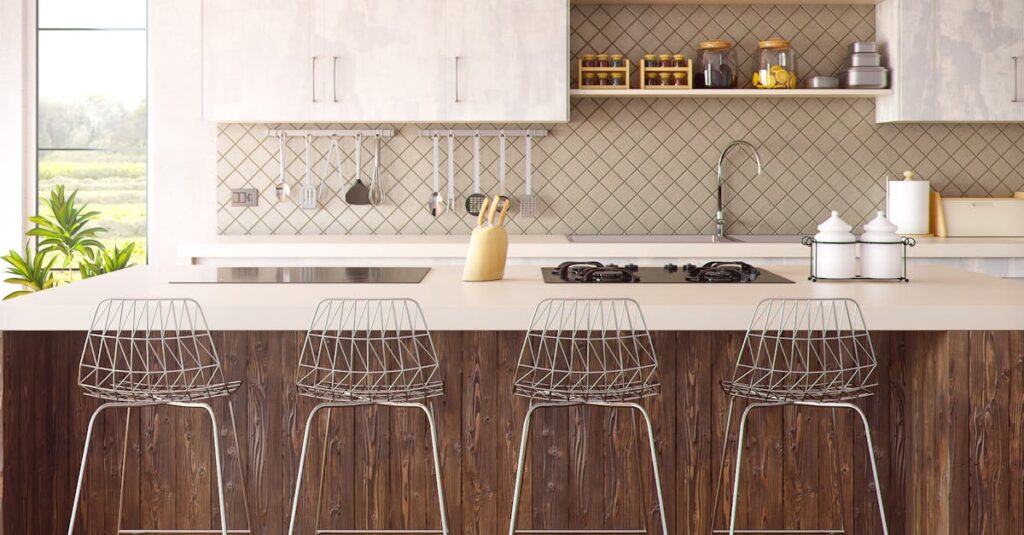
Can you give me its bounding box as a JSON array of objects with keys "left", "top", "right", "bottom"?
[
  {"left": 576, "top": 58, "right": 631, "bottom": 90},
  {"left": 640, "top": 59, "right": 694, "bottom": 89}
]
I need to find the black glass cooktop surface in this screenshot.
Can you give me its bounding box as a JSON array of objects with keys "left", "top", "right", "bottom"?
[
  {"left": 172, "top": 267, "right": 430, "bottom": 284},
  {"left": 542, "top": 261, "right": 794, "bottom": 284}
]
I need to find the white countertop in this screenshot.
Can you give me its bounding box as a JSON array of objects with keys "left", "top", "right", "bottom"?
[
  {"left": 179, "top": 235, "right": 1024, "bottom": 263},
  {"left": 2, "top": 264, "right": 1022, "bottom": 331}
]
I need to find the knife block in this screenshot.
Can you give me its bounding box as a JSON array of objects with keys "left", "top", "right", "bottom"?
[{"left": 462, "top": 226, "right": 509, "bottom": 281}]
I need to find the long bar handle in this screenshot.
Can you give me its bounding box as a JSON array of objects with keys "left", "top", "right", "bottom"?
[
  {"left": 1014, "top": 56, "right": 1021, "bottom": 103},
  {"left": 311, "top": 56, "right": 319, "bottom": 102},
  {"left": 454, "top": 56, "right": 462, "bottom": 103},
  {"left": 332, "top": 56, "right": 339, "bottom": 102}
]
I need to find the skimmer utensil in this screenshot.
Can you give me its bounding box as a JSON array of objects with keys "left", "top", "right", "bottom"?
[
  {"left": 497, "top": 133, "right": 511, "bottom": 210},
  {"left": 465, "top": 133, "right": 486, "bottom": 216},
  {"left": 299, "top": 134, "right": 318, "bottom": 210},
  {"left": 275, "top": 133, "right": 291, "bottom": 202},
  {"left": 428, "top": 134, "right": 445, "bottom": 216},
  {"left": 345, "top": 133, "right": 371, "bottom": 205},
  {"left": 446, "top": 133, "right": 456, "bottom": 212},
  {"left": 519, "top": 132, "right": 538, "bottom": 217}
]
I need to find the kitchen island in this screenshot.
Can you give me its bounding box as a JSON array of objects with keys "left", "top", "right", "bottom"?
[{"left": 1, "top": 264, "right": 1022, "bottom": 535}]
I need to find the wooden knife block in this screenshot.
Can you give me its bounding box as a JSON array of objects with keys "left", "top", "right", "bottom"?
[{"left": 462, "top": 226, "right": 509, "bottom": 281}]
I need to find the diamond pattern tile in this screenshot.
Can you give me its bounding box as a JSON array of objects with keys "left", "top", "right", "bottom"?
[{"left": 218, "top": 5, "right": 1024, "bottom": 236}]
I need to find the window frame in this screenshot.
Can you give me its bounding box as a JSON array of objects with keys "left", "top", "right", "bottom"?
[{"left": 34, "top": 0, "right": 149, "bottom": 264}]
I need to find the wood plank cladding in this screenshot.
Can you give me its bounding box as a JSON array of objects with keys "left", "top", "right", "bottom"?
[{"left": 2, "top": 330, "right": 1023, "bottom": 535}]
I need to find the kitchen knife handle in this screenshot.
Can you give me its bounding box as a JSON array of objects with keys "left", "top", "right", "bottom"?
[{"left": 476, "top": 197, "right": 490, "bottom": 227}]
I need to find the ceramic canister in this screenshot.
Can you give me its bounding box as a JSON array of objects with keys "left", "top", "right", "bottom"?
[
  {"left": 887, "top": 170, "right": 930, "bottom": 235},
  {"left": 860, "top": 211, "right": 904, "bottom": 279},
  {"left": 814, "top": 211, "right": 857, "bottom": 279}
]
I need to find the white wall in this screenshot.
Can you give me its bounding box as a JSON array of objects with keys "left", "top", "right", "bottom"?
[
  {"left": 0, "top": 0, "right": 29, "bottom": 261},
  {"left": 147, "top": 0, "right": 218, "bottom": 265}
]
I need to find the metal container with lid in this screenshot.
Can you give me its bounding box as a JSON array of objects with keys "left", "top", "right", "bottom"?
[
  {"left": 697, "top": 40, "right": 737, "bottom": 88},
  {"left": 755, "top": 39, "right": 798, "bottom": 89}
]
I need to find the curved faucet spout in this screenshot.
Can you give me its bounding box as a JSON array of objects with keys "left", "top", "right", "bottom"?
[{"left": 715, "top": 140, "right": 763, "bottom": 239}]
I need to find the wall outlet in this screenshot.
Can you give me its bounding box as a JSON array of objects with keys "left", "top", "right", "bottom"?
[{"left": 231, "top": 188, "right": 259, "bottom": 207}]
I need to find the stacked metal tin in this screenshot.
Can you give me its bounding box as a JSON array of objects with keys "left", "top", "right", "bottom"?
[{"left": 839, "top": 41, "right": 889, "bottom": 89}]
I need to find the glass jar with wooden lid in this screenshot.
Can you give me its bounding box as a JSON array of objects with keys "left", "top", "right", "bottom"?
[
  {"left": 645, "top": 71, "right": 659, "bottom": 86},
  {"left": 610, "top": 53, "right": 625, "bottom": 68},
  {"left": 658, "top": 54, "right": 672, "bottom": 68},
  {"left": 755, "top": 39, "right": 798, "bottom": 89},
  {"left": 610, "top": 72, "right": 626, "bottom": 86},
  {"left": 582, "top": 53, "right": 596, "bottom": 68},
  {"left": 596, "top": 53, "right": 610, "bottom": 67},
  {"left": 596, "top": 72, "right": 610, "bottom": 86},
  {"left": 658, "top": 72, "right": 672, "bottom": 85},
  {"left": 643, "top": 54, "right": 658, "bottom": 67},
  {"left": 697, "top": 39, "right": 737, "bottom": 88},
  {"left": 672, "top": 54, "right": 687, "bottom": 68}
]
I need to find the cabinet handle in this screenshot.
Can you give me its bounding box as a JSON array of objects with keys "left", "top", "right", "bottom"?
[
  {"left": 454, "top": 56, "right": 462, "bottom": 103},
  {"left": 1014, "top": 56, "right": 1021, "bottom": 103},
  {"left": 312, "top": 56, "right": 319, "bottom": 102},
  {"left": 332, "top": 56, "right": 339, "bottom": 103}
]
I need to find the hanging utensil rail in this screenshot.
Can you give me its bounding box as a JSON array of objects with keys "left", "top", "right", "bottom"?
[
  {"left": 267, "top": 128, "right": 395, "bottom": 138},
  {"left": 416, "top": 129, "right": 548, "bottom": 138}
]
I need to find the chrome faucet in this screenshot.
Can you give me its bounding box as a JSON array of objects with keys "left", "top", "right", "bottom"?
[{"left": 714, "top": 140, "right": 763, "bottom": 242}]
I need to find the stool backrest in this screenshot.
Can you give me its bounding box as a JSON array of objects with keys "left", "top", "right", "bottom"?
[
  {"left": 515, "top": 298, "right": 659, "bottom": 401},
  {"left": 297, "top": 299, "right": 440, "bottom": 397},
  {"left": 79, "top": 298, "right": 227, "bottom": 398},
  {"left": 731, "top": 298, "right": 878, "bottom": 400}
]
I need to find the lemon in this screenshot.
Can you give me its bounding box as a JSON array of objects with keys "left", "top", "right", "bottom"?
[
  {"left": 752, "top": 72, "right": 760, "bottom": 86},
  {"left": 774, "top": 69, "right": 790, "bottom": 85}
]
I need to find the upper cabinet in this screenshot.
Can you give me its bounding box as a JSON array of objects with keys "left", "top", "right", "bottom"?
[
  {"left": 202, "top": 0, "right": 569, "bottom": 123},
  {"left": 876, "top": 0, "right": 1024, "bottom": 122}
]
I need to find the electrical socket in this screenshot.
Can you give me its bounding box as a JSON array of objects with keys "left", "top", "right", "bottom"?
[{"left": 231, "top": 188, "right": 259, "bottom": 207}]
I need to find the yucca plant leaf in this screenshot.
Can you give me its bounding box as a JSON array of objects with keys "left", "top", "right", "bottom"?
[
  {"left": 29, "top": 185, "right": 106, "bottom": 272},
  {"left": 2, "top": 242, "right": 56, "bottom": 299},
  {"left": 79, "top": 242, "right": 135, "bottom": 279}
]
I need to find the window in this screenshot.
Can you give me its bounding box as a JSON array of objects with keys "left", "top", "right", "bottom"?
[{"left": 37, "top": 0, "right": 147, "bottom": 262}]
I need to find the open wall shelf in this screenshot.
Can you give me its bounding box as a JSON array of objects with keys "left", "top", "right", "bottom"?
[{"left": 570, "top": 88, "right": 893, "bottom": 98}]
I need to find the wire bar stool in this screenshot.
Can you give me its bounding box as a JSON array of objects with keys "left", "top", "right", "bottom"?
[
  {"left": 508, "top": 298, "right": 668, "bottom": 535},
  {"left": 712, "top": 298, "right": 888, "bottom": 535},
  {"left": 68, "top": 298, "right": 251, "bottom": 535},
  {"left": 288, "top": 298, "right": 448, "bottom": 535}
]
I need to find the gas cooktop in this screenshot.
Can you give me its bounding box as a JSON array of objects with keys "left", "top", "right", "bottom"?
[{"left": 542, "top": 261, "right": 794, "bottom": 284}]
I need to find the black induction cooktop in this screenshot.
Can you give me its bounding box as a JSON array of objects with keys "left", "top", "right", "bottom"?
[
  {"left": 542, "top": 261, "right": 794, "bottom": 284},
  {"left": 171, "top": 267, "right": 430, "bottom": 284}
]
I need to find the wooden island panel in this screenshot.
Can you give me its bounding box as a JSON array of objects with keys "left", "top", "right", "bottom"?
[{"left": 2, "top": 330, "right": 1023, "bottom": 535}]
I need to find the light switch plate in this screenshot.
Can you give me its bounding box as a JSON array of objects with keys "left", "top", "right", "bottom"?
[{"left": 231, "top": 188, "right": 259, "bottom": 207}]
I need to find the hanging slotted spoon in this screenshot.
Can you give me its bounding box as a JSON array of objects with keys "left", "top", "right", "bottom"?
[
  {"left": 465, "top": 133, "right": 486, "bottom": 216},
  {"left": 299, "top": 134, "right": 318, "bottom": 210},
  {"left": 345, "top": 133, "right": 371, "bottom": 205},
  {"left": 275, "top": 133, "right": 291, "bottom": 202},
  {"left": 428, "top": 134, "right": 445, "bottom": 216},
  {"left": 519, "top": 132, "right": 538, "bottom": 217}
]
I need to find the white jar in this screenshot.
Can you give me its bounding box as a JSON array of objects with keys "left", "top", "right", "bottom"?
[
  {"left": 813, "top": 211, "right": 857, "bottom": 279},
  {"left": 860, "top": 211, "right": 904, "bottom": 279}
]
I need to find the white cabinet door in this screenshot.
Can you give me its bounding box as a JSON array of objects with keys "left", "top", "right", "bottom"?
[
  {"left": 318, "top": 0, "right": 446, "bottom": 122},
  {"left": 446, "top": 0, "right": 569, "bottom": 123},
  {"left": 202, "top": 0, "right": 318, "bottom": 122},
  {"left": 877, "top": 0, "right": 1024, "bottom": 122}
]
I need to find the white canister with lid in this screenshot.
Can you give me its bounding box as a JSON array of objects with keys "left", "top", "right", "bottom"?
[
  {"left": 814, "top": 210, "right": 857, "bottom": 279},
  {"left": 860, "top": 211, "right": 904, "bottom": 279}
]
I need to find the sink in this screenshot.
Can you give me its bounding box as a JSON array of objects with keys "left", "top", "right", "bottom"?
[{"left": 567, "top": 234, "right": 804, "bottom": 244}]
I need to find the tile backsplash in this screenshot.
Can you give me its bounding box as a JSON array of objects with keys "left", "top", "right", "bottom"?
[{"left": 217, "top": 4, "right": 1024, "bottom": 236}]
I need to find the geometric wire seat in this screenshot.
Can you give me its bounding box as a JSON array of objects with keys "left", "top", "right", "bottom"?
[
  {"left": 714, "top": 298, "right": 888, "bottom": 535},
  {"left": 295, "top": 298, "right": 443, "bottom": 404},
  {"left": 513, "top": 298, "right": 661, "bottom": 402},
  {"left": 79, "top": 298, "right": 240, "bottom": 402},
  {"left": 289, "top": 298, "right": 449, "bottom": 535},
  {"left": 69, "top": 298, "right": 250, "bottom": 535},
  {"left": 508, "top": 298, "right": 668, "bottom": 535},
  {"left": 721, "top": 298, "right": 878, "bottom": 402}
]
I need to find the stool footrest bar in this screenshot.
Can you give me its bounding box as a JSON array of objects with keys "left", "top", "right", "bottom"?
[
  {"left": 711, "top": 530, "right": 845, "bottom": 534},
  {"left": 514, "top": 531, "right": 648, "bottom": 534},
  {"left": 119, "top": 531, "right": 252, "bottom": 534},
  {"left": 316, "top": 531, "right": 445, "bottom": 534}
]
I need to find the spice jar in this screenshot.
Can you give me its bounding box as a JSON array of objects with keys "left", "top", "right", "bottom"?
[
  {"left": 658, "top": 54, "right": 672, "bottom": 68},
  {"left": 611, "top": 72, "right": 626, "bottom": 86},
  {"left": 672, "top": 72, "right": 687, "bottom": 86},
  {"left": 672, "top": 54, "right": 687, "bottom": 67},
  {"left": 582, "top": 72, "right": 596, "bottom": 86},
  {"left": 697, "top": 40, "right": 737, "bottom": 88},
  {"left": 582, "top": 54, "right": 596, "bottom": 68},
  {"left": 596, "top": 72, "right": 610, "bottom": 86},
  {"left": 596, "top": 53, "right": 610, "bottom": 67},
  {"left": 658, "top": 72, "right": 672, "bottom": 86},
  {"left": 754, "top": 39, "right": 798, "bottom": 89},
  {"left": 645, "top": 72, "right": 659, "bottom": 86},
  {"left": 610, "top": 53, "right": 625, "bottom": 68},
  {"left": 643, "top": 54, "right": 658, "bottom": 68}
]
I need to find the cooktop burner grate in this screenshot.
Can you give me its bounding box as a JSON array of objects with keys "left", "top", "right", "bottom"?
[{"left": 543, "top": 261, "right": 793, "bottom": 284}]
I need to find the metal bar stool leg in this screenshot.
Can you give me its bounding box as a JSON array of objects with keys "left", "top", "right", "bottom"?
[
  {"left": 419, "top": 402, "right": 450, "bottom": 535},
  {"left": 227, "top": 400, "right": 254, "bottom": 533},
  {"left": 843, "top": 402, "right": 889, "bottom": 535},
  {"left": 172, "top": 402, "right": 229, "bottom": 535},
  {"left": 727, "top": 402, "right": 780, "bottom": 535},
  {"left": 289, "top": 403, "right": 334, "bottom": 535},
  {"left": 711, "top": 397, "right": 737, "bottom": 534},
  {"left": 115, "top": 407, "right": 133, "bottom": 534},
  {"left": 67, "top": 403, "right": 124, "bottom": 535},
  {"left": 508, "top": 402, "right": 546, "bottom": 535},
  {"left": 627, "top": 402, "right": 669, "bottom": 535}
]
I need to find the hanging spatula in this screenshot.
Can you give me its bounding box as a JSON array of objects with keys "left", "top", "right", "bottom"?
[{"left": 345, "top": 133, "right": 371, "bottom": 206}]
